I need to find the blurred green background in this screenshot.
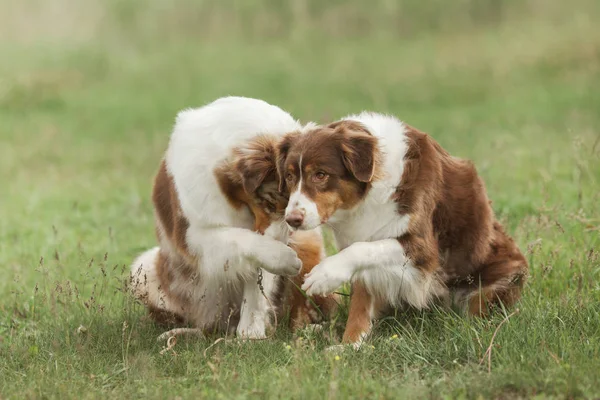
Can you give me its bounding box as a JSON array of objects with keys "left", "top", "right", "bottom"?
[{"left": 1, "top": 1, "right": 599, "bottom": 398}]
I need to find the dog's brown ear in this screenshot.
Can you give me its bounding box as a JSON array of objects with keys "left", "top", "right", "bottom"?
[
  {"left": 276, "top": 132, "right": 301, "bottom": 193},
  {"left": 233, "top": 135, "right": 277, "bottom": 194},
  {"left": 330, "top": 121, "right": 379, "bottom": 183}
]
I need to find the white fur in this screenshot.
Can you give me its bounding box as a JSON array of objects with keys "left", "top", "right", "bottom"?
[
  {"left": 286, "top": 190, "right": 321, "bottom": 231},
  {"left": 301, "top": 112, "right": 443, "bottom": 308},
  {"left": 237, "top": 269, "right": 279, "bottom": 339},
  {"left": 303, "top": 238, "right": 438, "bottom": 309},
  {"left": 132, "top": 97, "right": 308, "bottom": 337},
  {"left": 286, "top": 155, "right": 322, "bottom": 231},
  {"left": 130, "top": 247, "right": 178, "bottom": 313}
]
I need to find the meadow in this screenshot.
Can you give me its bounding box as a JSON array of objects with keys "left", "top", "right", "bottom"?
[{"left": 1, "top": 0, "right": 599, "bottom": 398}]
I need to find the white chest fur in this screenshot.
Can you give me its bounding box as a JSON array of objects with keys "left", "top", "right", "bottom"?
[{"left": 329, "top": 198, "right": 410, "bottom": 250}]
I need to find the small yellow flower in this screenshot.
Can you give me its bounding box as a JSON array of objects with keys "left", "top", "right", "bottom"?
[
  {"left": 285, "top": 345, "right": 292, "bottom": 350},
  {"left": 391, "top": 334, "right": 398, "bottom": 339},
  {"left": 370, "top": 345, "right": 375, "bottom": 349},
  {"left": 334, "top": 355, "right": 341, "bottom": 361}
]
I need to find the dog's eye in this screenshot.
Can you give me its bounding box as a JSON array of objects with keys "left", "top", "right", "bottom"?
[
  {"left": 262, "top": 200, "right": 276, "bottom": 213},
  {"left": 313, "top": 172, "right": 328, "bottom": 183},
  {"left": 286, "top": 173, "right": 294, "bottom": 182}
]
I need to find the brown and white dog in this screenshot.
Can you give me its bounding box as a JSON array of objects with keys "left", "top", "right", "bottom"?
[
  {"left": 277, "top": 112, "right": 528, "bottom": 347},
  {"left": 130, "top": 97, "right": 336, "bottom": 339}
]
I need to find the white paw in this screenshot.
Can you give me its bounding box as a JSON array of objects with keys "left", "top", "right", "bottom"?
[
  {"left": 237, "top": 316, "right": 268, "bottom": 339},
  {"left": 325, "top": 342, "right": 362, "bottom": 353},
  {"left": 301, "top": 255, "right": 351, "bottom": 296},
  {"left": 257, "top": 241, "right": 302, "bottom": 276},
  {"left": 325, "top": 344, "right": 346, "bottom": 353}
]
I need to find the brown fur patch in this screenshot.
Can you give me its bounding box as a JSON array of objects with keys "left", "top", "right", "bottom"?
[
  {"left": 153, "top": 161, "right": 193, "bottom": 263},
  {"left": 147, "top": 304, "right": 186, "bottom": 327},
  {"left": 330, "top": 120, "right": 381, "bottom": 182},
  {"left": 216, "top": 135, "right": 290, "bottom": 230},
  {"left": 342, "top": 282, "right": 386, "bottom": 344},
  {"left": 214, "top": 162, "right": 249, "bottom": 210},
  {"left": 395, "top": 126, "right": 528, "bottom": 312},
  {"left": 286, "top": 231, "right": 338, "bottom": 329},
  {"left": 150, "top": 250, "right": 187, "bottom": 324},
  {"left": 233, "top": 134, "right": 279, "bottom": 194}
]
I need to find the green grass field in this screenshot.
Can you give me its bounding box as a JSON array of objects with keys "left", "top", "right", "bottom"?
[{"left": 1, "top": 1, "right": 599, "bottom": 398}]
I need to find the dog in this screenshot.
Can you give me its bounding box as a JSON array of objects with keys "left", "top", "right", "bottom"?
[
  {"left": 130, "top": 96, "right": 336, "bottom": 339},
  {"left": 277, "top": 112, "right": 529, "bottom": 347}
]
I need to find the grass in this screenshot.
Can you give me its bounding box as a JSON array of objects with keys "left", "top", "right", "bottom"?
[{"left": 1, "top": 0, "right": 599, "bottom": 398}]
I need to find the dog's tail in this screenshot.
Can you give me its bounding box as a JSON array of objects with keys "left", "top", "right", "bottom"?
[
  {"left": 129, "top": 247, "right": 180, "bottom": 321},
  {"left": 130, "top": 247, "right": 161, "bottom": 305}
]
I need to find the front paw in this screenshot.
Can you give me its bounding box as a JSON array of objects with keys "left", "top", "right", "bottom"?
[
  {"left": 326, "top": 342, "right": 363, "bottom": 352},
  {"left": 301, "top": 256, "right": 351, "bottom": 296},
  {"left": 237, "top": 318, "right": 268, "bottom": 340},
  {"left": 268, "top": 245, "right": 302, "bottom": 276},
  {"left": 278, "top": 249, "right": 303, "bottom": 276},
  {"left": 254, "top": 238, "right": 302, "bottom": 276}
]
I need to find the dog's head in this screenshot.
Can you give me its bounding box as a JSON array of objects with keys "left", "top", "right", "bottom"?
[
  {"left": 277, "top": 120, "right": 381, "bottom": 230},
  {"left": 229, "top": 134, "right": 290, "bottom": 233}
]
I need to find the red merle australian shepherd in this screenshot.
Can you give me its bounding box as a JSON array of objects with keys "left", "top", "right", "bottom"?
[{"left": 277, "top": 112, "right": 528, "bottom": 348}]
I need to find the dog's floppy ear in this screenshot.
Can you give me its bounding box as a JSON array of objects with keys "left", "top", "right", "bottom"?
[
  {"left": 329, "top": 120, "right": 379, "bottom": 183},
  {"left": 233, "top": 135, "right": 277, "bottom": 194},
  {"left": 276, "top": 132, "right": 301, "bottom": 193}
]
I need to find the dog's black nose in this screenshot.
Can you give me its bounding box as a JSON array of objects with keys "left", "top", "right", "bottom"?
[{"left": 285, "top": 210, "right": 304, "bottom": 228}]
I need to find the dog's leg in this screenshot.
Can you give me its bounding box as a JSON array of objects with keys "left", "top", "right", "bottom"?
[
  {"left": 301, "top": 239, "right": 416, "bottom": 295},
  {"left": 457, "top": 223, "right": 528, "bottom": 317},
  {"left": 465, "top": 259, "right": 527, "bottom": 317},
  {"left": 237, "top": 269, "right": 279, "bottom": 339},
  {"left": 303, "top": 235, "right": 442, "bottom": 348},
  {"left": 187, "top": 226, "right": 302, "bottom": 277},
  {"left": 339, "top": 281, "right": 386, "bottom": 349},
  {"left": 302, "top": 234, "right": 443, "bottom": 305},
  {"left": 286, "top": 229, "right": 339, "bottom": 330}
]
